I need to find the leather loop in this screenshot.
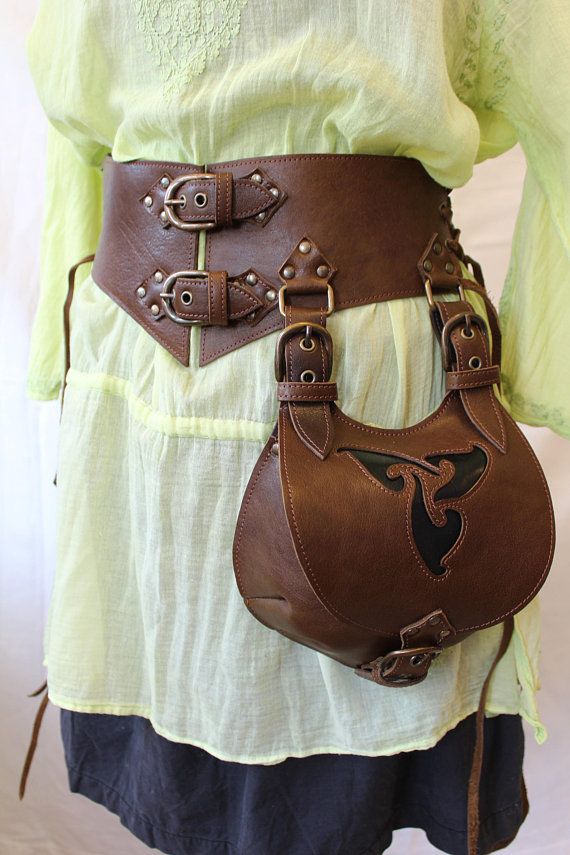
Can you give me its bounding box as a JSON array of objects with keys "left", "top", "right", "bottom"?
[
  {"left": 277, "top": 381, "right": 338, "bottom": 402},
  {"left": 446, "top": 365, "right": 500, "bottom": 390}
]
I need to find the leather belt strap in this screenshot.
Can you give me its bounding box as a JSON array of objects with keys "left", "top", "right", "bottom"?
[{"left": 91, "top": 153, "right": 477, "bottom": 366}]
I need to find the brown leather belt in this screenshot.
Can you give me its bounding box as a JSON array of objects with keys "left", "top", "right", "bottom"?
[{"left": 91, "top": 153, "right": 485, "bottom": 366}]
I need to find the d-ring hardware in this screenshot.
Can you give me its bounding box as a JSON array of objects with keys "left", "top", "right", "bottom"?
[{"left": 278, "top": 283, "right": 334, "bottom": 318}]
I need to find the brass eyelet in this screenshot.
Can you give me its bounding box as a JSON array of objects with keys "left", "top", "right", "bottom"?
[
  {"left": 468, "top": 356, "right": 482, "bottom": 369},
  {"left": 300, "top": 369, "right": 316, "bottom": 383},
  {"left": 300, "top": 337, "right": 316, "bottom": 352},
  {"left": 461, "top": 326, "right": 475, "bottom": 339}
]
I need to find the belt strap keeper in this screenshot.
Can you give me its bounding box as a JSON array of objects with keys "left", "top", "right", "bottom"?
[{"left": 277, "top": 381, "right": 338, "bottom": 402}]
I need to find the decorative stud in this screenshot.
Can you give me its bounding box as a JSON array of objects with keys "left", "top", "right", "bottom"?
[
  {"left": 298, "top": 240, "right": 311, "bottom": 254},
  {"left": 160, "top": 177, "right": 170, "bottom": 189},
  {"left": 251, "top": 173, "right": 262, "bottom": 183},
  {"left": 159, "top": 210, "right": 168, "bottom": 224},
  {"left": 265, "top": 289, "right": 277, "bottom": 302},
  {"left": 245, "top": 273, "right": 258, "bottom": 286},
  {"left": 255, "top": 212, "right": 266, "bottom": 222},
  {"left": 433, "top": 241, "right": 442, "bottom": 255},
  {"left": 136, "top": 286, "right": 146, "bottom": 298},
  {"left": 269, "top": 187, "right": 279, "bottom": 198},
  {"left": 151, "top": 304, "right": 160, "bottom": 316},
  {"left": 144, "top": 195, "right": 153, "bottom": 207},
  {"left": 428, "top": 615, "right": 440, "bottom": 626},
  {"left": 282, "top": 265, "right": 295, "bottom": 280},
  {"left": 445, "top": 262, "right": 455, "bottom": 274},
  {"left": 154, "top": 271, "right": 164, "bottom": 283},
  {"left": 316, "top": 265, "right": 329, "bottom": 278},
  {"left": 423, "top": 259, "right": 433, "bottom": 272}
]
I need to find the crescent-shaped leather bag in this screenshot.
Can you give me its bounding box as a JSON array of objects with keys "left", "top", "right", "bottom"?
[{"left": 233, "top": 237, "right": 555, "bottom": 689}]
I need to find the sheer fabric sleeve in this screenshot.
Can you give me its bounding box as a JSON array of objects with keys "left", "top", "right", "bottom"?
[
  {"left": 472, "top": 1, "right": 570, "bottom": 439},
  {"left": 26, "top": 125, "right": 104, "bottom": 401}
]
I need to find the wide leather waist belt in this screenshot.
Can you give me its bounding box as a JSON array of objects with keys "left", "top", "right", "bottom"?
[{"left": 92, "top": 153, "right": 482, "bottom": 366}]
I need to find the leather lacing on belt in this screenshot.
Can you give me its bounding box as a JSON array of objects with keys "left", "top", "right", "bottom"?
[{"left": 19, "top": 153, "right": 524, "bottom": 855}]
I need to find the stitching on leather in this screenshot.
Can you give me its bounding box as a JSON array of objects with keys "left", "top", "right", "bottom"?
[
  {"left": 280, "top": 409, "right": 392, "bottom": 636},
  {"left": 334, "top": 393, "right": 455, "bottom": 436},
  {"left": 462, "top": 417, "right": 555, "bottom": 632},
  {"left": 233, "top": 443, "right": 274, "bottom": 594}
]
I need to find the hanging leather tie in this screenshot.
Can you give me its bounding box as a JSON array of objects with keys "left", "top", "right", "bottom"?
[
  {"left": 18, "top": 680, "right": 50, "bottom": 800},
  {"left": 52, "top": 254, "right": 96, "bottom": 487},
  {"left": 466, "top": 616, "right": 514, "bottom": 855}
]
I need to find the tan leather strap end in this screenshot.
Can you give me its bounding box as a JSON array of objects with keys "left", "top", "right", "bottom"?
[
  {"left": 277, "top": 381, "right": 338, "bottom": 402},
  {"left": 446, "top": 365, "right": 500, "bottom": 390}
]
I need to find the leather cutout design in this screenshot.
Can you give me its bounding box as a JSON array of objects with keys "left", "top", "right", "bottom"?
[{"left": 346, "top": 447, "right": 487, "bottom": 575}]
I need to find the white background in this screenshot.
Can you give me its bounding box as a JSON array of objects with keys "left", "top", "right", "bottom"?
[{"left": 1, "top": 2, "right": 569, "bottom": 853}]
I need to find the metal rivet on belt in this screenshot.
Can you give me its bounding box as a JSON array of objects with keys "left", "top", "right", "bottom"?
[
  {"left": 282, "top": 265, "right": 295, "bottom": 279},
  {"left": 265, "top": 289, "right": 277, "bottom": 302},
  {"left": 445, "top": 262, "right": 455, "bottom": 274},
  {"left": 298, "top": 240, "right": 311, "bottom": 254},
  {"left": 251, "top": 173, "right": 262, "bottom": 183},
  {"left": 160, "top": 177, "right": 170, "bottom": 189},
  {"left": 316, "top": 265, "right": 329, "bottom": 278},
  {"left": 246, "top": 273, "right": 258, "bottom": 286},
  {"left": 423, "top": 259, "right": 433, "bottom": 272},
  {"left": 433, "top": 241, "right": 442, "bottom": 255},
  {"left": 136, "top": 286, "right": 146, "bottom": 298},
  {"left": 154, "top": 271, "right": 164, "bottom": 283},
  {"left": 159, "top": 210, "right": 168, "bottom": 223},
  {"left": 255, "top": 212, "right": 266, "bottom": 222},
  {"left": 144, "top": 195, "right": 153, "bottom": 207},
  {"left": 269, "top": 187, "right": 279, "bottom": 198},
  {"left": 428, "top": 615, "right": 440, "bottom": 626},
  {"left": 151, "top": 304, "right": 160, "bottom": 316}
]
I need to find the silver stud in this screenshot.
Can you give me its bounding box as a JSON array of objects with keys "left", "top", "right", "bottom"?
[
  {"left": 154, "top": 271, "right": 164, "bottom": 283},
  {"left": 136, "top": 286, "right": 146, "bottom": 298},
  {"left": 255, "top": 211, "right": 266, "bottom": 222},
  {"left": 282, "top": 265, "right": 295, "bottom": 280},
  {"left": 298, "top": 240, "right": 311, "bottom": 254},
  {"left": 160, "top": 177, "right": 170, "bottom": 189},
  {"left": 160, "top": 210, "right": 168, "bottom": 223},
  {"left": 445, "top": 262, "right": 455, "bottom": 274},
  {"left": 316, "top": 265, "right": 329, "bottom": 278},
  {"left": 251, "top": 173, "right": 262, "bottom": 183},
  {"left": 433, "top": 241, "right": 442, "bottom": 255},
  {"left": 144, "top": 195, "right": 153, "bottom": 207},
  {"left": 269, "top": 187, "right": 279, "bottom": 198},
  {"left": 428, "top": 615, "right": 440, "bottom": 626},
  {"left": 265, "top": 289, "right": 277, "bottom": 302},
  {"left": 151, "top": 304, "right": 160, "bottom": 316},
  {"left": 245, "top": 273, "right": 258, "bottom": 286},
  {"left": 423, "top": 259, "right": 433, "bottom": 272}
]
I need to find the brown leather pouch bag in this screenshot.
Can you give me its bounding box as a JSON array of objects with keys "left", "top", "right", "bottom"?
[{"left": 233, "top": 244, "right": 555, "bottom": 690}]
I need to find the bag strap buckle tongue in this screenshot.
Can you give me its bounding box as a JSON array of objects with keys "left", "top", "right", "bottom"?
[{"left": 355, "top": 610, "right": 456, "bottom": 688}]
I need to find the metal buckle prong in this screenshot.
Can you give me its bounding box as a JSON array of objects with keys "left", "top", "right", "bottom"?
[
  {"left": 163, "top": 173, "right": 217, "bottom": 231},
  {"left": 160, "top": 270, "right": 208, "bottom": 325}
]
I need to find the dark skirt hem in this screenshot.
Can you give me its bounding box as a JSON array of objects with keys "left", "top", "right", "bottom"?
[{"left": 66, "top": 765, "right": 528, "bottom": 855}]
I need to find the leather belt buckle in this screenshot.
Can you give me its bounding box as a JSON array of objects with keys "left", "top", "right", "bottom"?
[
  {"left": 160, "top": 270, "right": 207, "bottom": 324},
  {"left": 163, "top": 173, "right": 217, "bottom": 231}
]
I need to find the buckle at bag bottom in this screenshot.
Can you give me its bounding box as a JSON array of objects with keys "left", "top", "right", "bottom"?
[{"left": 355, "top": 645, "right": 441, "bottom": 687}]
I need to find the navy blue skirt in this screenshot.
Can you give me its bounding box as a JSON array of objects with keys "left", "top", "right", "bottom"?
[{"left": 60, "top": 709, "right": 528, "bottom": 855}]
